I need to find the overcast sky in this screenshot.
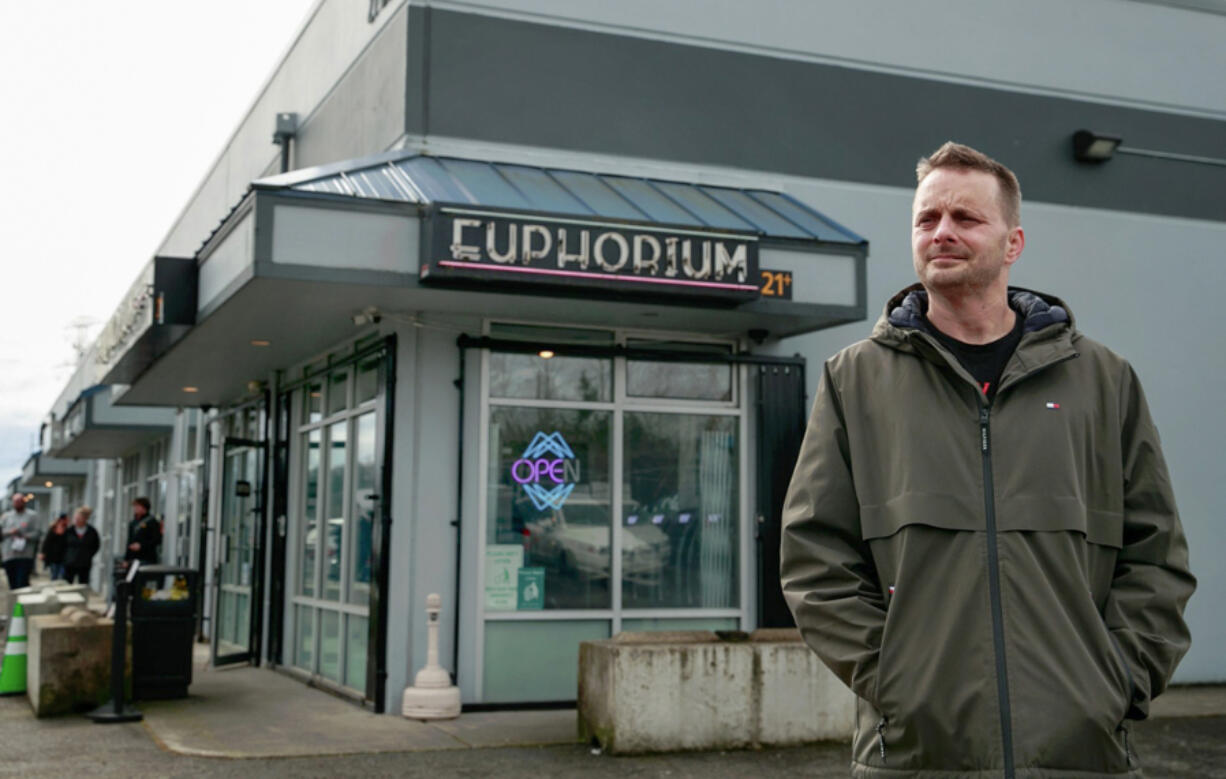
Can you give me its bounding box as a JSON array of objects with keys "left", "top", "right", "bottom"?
[{"left": 0, "top": 0, "right": 318, "bottom": 483}]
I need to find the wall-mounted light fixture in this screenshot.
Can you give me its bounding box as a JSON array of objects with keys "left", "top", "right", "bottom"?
[
  {"left": 1073, "top": 129, "right": 1226, "bottom": 167},
  {"left": 272, "top": 112, "right": 299, "bottom": 174},
  {"left": 538, "top": 350, "right": 555, "bottom": 359}
]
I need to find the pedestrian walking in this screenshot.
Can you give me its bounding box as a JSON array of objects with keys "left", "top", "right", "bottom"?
[
  {"left": 1, "top": 494, "right": 40, "bottom": 589},
  {"left": 780, "top": 142, "right": 1195, "bottom": 777},
  {"left": 39, "top": 512, "right": 69, "bottom": 581},
  {"left": 63, "top": 506, "right": 100, "bottom": 585}
]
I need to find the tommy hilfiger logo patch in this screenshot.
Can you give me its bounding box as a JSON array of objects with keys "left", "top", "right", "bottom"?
[{"left": 1045, "top": 402, "right": 1061, "bottom": 409}]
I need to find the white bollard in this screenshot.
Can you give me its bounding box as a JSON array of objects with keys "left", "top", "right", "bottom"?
[{"left": 401, "top": 593, "right": 461, "bottom": 720}]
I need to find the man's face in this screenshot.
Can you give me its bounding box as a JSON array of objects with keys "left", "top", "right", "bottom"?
[
  {"left": 12, "top": 495, "right": 25, "bottom": 512},
  {"left": 911, "top": 168, "right": 1023, "bottom": 294},
  {"left": 133, "top": 503, "right": 148, "bottom": 519},
  {"left": 74, "top": 512, "right": 87, "bottom": 528}
]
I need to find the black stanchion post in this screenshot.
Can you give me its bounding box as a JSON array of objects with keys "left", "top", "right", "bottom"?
[{"left": 87, "top": 578, "right": 142, "bottom": 723}]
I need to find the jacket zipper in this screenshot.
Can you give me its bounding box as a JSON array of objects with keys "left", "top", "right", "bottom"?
[
  {"left": 875, "top": 716, "right": 888, "bottom": 765},
  {"left": 980, "top": 402, "right": 1015, "bottom": 779}
]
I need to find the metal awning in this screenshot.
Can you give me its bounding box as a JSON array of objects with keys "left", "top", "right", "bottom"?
[
  {"left": 49, "top": 384, "right": 175, "bottom": 459},
  {"left": 254, "top": 153, "right": 866, "bottom": 248},
  {"left": 21, "top": 451, "right": 89, "bottom": 489},
  {"left": 117, "top": 152, "right": 869, "bottom": 407}
]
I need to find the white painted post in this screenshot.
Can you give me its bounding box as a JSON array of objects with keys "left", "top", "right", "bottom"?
[{"left": 401, "top": 593, "right": 461, "bottom": 720}]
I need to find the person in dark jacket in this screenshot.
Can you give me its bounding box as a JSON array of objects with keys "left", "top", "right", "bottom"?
[
  {"left": 39, "top": 513, "right": 69, "bottom": 581},
  {"left": 63, "top": 506, "right": 100, "bottom": 585},
  {"left": 781, "top": 142, "right": 1194, "bottom": 778},
  {"left": 124, "top": 496, "right": 161, "bottom": 566}
]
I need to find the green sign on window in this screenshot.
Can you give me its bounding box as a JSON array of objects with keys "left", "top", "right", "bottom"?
[{"left": 517, "top": 567, "right": 545, "bottom": 610}]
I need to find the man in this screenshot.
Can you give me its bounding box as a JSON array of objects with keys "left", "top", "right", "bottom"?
[
  {"left": 124, "top": 497, "right": 161, "bottom": 567},
  {"left": 1, "top": 494, "right": 40, "bottom": 590},
  {"left": 780, "top": 142, "right": 1195, "bottom": 778},
  {"left": 62, "top": 506, "right": 100, "bottom": 585}
]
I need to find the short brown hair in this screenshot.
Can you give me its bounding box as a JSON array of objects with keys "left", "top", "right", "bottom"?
[{"left": 916, "top": 142, "right": 1022, "bottom": 227}]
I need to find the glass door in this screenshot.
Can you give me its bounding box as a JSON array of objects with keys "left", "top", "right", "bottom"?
[{"left": 212, "top": 436, "right": 265, "bottom": 666}]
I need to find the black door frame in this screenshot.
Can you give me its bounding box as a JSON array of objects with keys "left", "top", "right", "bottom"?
[
  {"left": 268, "top": 335, "right": 397, "bottom": 712},
  {"left": 212, "top": 434, "right": 268, "bottom": 667}
]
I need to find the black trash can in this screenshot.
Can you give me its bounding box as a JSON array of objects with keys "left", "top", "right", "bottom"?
[{"left": 129, "top": 565, "right": 199, "bottom": 700}]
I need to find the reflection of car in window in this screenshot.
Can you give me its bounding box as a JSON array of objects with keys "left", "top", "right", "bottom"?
[{"left": 524, "top": 498, "right": 669, "bottom": 582}]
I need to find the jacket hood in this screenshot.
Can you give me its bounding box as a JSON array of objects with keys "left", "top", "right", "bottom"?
[{"left": 871, "top": 283, "right": 1074, "bottom": 351}]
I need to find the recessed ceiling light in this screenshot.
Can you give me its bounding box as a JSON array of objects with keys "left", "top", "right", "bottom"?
[
  {"left": 250, "top": 339, "right": 271, "bottom": 347},
  {"left": 182, "top": 386, "right": 199, "bottom": 393},
  {"left": 538, "top": 350, "right": 555, "bottom": 359}
]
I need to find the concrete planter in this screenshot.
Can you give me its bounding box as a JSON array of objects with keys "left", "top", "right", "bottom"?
[{"left": 578, "top": 629, "right": 853, "bottom": 754}]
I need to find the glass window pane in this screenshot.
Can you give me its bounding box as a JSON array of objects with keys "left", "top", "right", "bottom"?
[
  {"left": 355, "top": 357, "right": 380, "bottom": 404},
  {"left": 327, "top": 371, "right": 349, "bottom": 416},
  {"left": 299, "top": 429, "right": 321, "bottom": 597},
  {"left": 482, "top": 620, "right": 609, "bottom": 703},
  {"left": 626, "top": 361, "right": 732, "bottom": 401},
  {"left": 324, "top": 422, "right": 347, "bottom": 602},
  {"left": 622, "top": 413, "right": 739, "bottom": 609},
  {"left": 488, "top": 353, "right": 611, "bottom": 402},
  {"left": 349, "top": 413, "right": 377, "bottom": 606},
  {"left": 626, "top": 341, "right": 733, "bottom": 401},
  {"left": 487, "top": 406, "right": 611, "bottom": 610},
  {"left": 295, "top": 605, "right": 315, "bottom": 672},
  {"left": 345, "top": 614, "right": 369, "bottom": 692},
  {"left": 320, "top": 610, "right": 341, "bottom": 683},
  {"left": 304, "top": 383, "right": 322, "bottom": 424}
]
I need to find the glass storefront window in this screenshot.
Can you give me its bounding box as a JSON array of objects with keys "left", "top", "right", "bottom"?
[
  {"left": 488, "top": 353, "right": 611, "bottom": 402},
  {"left": 305, "top": 383, "right": 323, "bottom": 424},
  {"left": 486, "top": 406, "right": 612, "bottom": 610},
  {"left": 355, "top": 357, "right": 380, "bottom": 404},
  {"left": 324, "top": 421, "right": 347, "bottom": 601},
  {"left": 328, "top": 371, "right": 349, "bottom": 416},
  {"left": 299, "top": 429, "right": 320, "bottom": 597},
  {"left": 349, "top": 413, "right": 376, "bottom": 606},
  {"left": 346, "top": 614, "right": 368, "bottom": 689},
  {"left": 289, "top": 346, "right": 386, "bottom": 697},
  {"left": 626, "top": 340, "right": 733, "bottom": 401},
  {"left": 623, "top": 412, "right": 738, "bottom": 609}
]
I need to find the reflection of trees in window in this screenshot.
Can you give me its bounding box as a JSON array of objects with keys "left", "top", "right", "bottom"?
[
  {"left": 488, "top": 354, "right": 611, "bottom": 402},
  {"left": 624, "top": 413, "right": 737, "bottom": 609}
]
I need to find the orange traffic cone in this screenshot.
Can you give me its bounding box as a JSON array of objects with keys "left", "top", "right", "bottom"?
[{"left": 0, "top": 602, "right": 27, "bottom": 695}]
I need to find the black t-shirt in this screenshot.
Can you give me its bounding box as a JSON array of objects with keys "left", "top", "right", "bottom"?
[{"left": 925, "top": 312, "right": 1023, "bottom": 400}]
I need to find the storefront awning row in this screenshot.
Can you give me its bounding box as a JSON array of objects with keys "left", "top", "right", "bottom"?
[
  {"left": 48, "top": 384, "right": 175, "bottom": 459},
  {"left": 21, "top": 451, "right": 89, "bottom": 490},
  {"left": 111, "top": 152, "right": 869, "bottom": 407}
]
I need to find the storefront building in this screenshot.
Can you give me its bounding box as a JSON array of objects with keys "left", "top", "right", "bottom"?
[{"left": 24, "top": 0, "right": 1225, "bottom": 712}]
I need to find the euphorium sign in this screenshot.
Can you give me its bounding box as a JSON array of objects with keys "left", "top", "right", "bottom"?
[{"left": 421, "top": 209, "right": 761, "bottom": 301}]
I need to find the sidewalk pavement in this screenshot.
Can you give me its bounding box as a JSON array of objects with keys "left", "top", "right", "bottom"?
[
  {"left": 140, "top": 647, "right": 577, "bottom": 758},
  {"left": 0, "top": 638, "right": 1224, "bottom": 777},
  {"left": 134, "top": 642, "right": 1226, "bottom": 759}
]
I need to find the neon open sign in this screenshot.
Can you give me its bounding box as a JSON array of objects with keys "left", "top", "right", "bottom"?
[{"left": 511, "top": 431, "right": 581, "bottom": 511}]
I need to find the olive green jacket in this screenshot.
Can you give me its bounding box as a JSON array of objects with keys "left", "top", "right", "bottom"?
[{"left": 781, "top": 286, "right": 1195, "bottom": 778}]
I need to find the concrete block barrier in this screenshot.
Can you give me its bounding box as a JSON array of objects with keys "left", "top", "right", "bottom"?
[
  {"left": 578, "top": 629, "right": 854, "bottom": 754},
  {"left": 27, "top": 609, "right": 130, "bottom": 717}
]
